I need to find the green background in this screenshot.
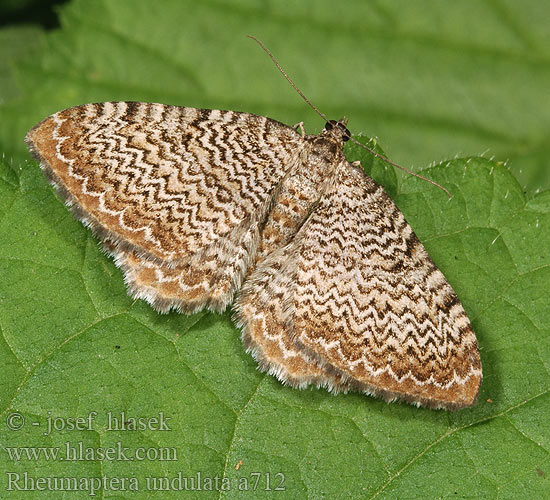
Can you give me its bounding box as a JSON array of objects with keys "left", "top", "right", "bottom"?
[{"left": 0, "top": 1, "right": 549, "bottom": 498}]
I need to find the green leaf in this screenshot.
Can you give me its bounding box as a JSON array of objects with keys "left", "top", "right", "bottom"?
[
  {"left": 1, "top": 0, "right": 549, "bottom": 195},
  {"left": 345, "top": 134, "right": 398, "bottom": 198},
  {"left": 2, "top": 154, "right": 548, "bottom": 499},
  {"left": 1, "top": 1, "right": 549, "bottom": 498}
]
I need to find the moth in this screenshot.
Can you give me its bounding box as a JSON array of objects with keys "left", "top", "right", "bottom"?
[{"left": 25, "top": 40, "right": 481, "bottom": 410}]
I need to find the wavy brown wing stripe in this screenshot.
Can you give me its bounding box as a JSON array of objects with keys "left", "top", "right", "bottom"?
[
  {"left": 101, "top": 217, "right": 262, "bottom": 314},
  {"left": 25, "top": 102, "right": 303, "bottom": 264},
  {"left": 233, "top": 240, "right": 352, "bottom": 393},
  {"left": 293, "top": 163, "right": 482, "bottom": 409},
  {"left": 26, "top": 101, "right": 481, "bottom": 410}
]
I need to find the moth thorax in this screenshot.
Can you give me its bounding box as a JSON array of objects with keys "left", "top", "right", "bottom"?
[{"left": 324, "top": 119, "right": 351, "bottom": 142}]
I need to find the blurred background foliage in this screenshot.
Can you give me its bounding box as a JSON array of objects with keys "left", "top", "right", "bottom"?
[
  {"left": 0, "top": 0, "right": 549, "bottom": 196},
  {"left": 0, "top": 0, "right": 67, "bottom": 28}
]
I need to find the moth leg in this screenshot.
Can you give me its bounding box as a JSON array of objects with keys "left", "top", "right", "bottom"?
[{"left": 293, "top": 121, "right": 306, "bottom": 138}]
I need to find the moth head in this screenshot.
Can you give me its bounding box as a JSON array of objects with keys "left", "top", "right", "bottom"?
[{"left": 324, "top": 118, "right": 351, "bottom": 142}]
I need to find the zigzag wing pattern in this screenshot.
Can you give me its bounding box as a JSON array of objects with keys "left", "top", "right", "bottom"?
[
  {"left": 26, "top": 100, "right": 482, "bottom": 409},
  {"left": 234, "top": 243, "right": 350, "bottom": 392},
  {"left": 26, "top": 102, "right": 303, "bottom": 311},
  {"left": 293, "top": 162, "right": 482, "bottom": 409},
  {"left": 101, "top": 216, "right": 260, "bottom": 313}
]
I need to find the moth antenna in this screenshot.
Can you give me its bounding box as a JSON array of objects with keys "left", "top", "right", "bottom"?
[
  {"left": 246, "top": 35, "right": 328, "bottom": 123},
  {"left": 247, "top": 35, "right": 452, "bottom": 198},
  {"left": 348, "top": 137, "right": 452, "bottom": 198}
]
